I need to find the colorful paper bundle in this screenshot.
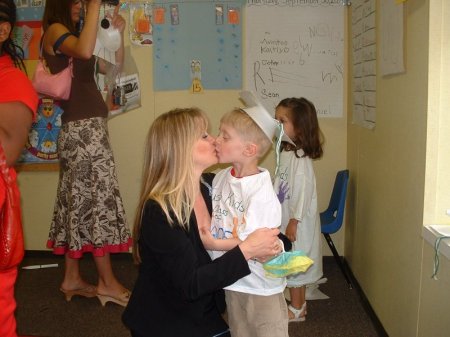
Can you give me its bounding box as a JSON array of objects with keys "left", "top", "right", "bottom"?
[{"left": 263, "top": 251, "right": 314, "bottom": 278}]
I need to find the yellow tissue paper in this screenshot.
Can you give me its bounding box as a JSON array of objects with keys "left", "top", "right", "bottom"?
[{"left": 263, "top": 251, "right": 314, "bottom": 278}]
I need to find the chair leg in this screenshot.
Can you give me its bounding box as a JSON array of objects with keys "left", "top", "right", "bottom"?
[{"left": 323, "top": 233, "right": 353, "bottom": 289}]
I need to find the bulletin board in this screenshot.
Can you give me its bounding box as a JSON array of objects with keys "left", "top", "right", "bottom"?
[
  {"left": 245, "top": 1, "right": 345, "bottom": 118},
  {"left": 152, "top": 1, "right": 243, "bottom": 91}
]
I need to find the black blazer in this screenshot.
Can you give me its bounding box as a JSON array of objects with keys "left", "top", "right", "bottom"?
[{"left": 122, "top": 173, "right": 250, "bottom": 337}]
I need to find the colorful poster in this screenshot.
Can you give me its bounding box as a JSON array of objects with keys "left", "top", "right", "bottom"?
[
  {"left": 14, "top": 0, "right": 45, "bottom": 60},
  {"left": 129, "top": 3, "right": 153, "bottom": 46},
  {"left": 18, "top": 98, "right": 63, "bottom": 164}
]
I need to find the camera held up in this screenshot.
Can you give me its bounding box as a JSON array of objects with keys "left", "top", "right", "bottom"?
[{"left": 102, "top": 0, "right": 119, "bottom": 6}]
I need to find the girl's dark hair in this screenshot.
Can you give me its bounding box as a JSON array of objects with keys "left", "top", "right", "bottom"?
[
  {"left": 277, "top": 97, "right": 324, "bottom": 160},
  {"left": 42, "top": 0, "right": 78, "bottom": 34},
  {"left": 0, "top": 0, "right": 26, "bottom": 71}
]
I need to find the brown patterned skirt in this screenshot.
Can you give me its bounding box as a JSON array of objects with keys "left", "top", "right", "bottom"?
[{"left": 47, "top": 117, "right": 131, "bottom": 258}]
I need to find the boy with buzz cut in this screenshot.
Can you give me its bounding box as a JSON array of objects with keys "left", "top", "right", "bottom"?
[{"left": 206, "top": 91, "right": 290, "bottom": 337}]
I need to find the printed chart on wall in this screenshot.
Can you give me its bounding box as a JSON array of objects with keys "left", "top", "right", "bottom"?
[
  {"left": 352, "top": 0, "right": 376, "bottom": 129},
  {"left": 153, "top": 1, "right": 242, "bottom": 91},
  {"left": 245, "top": 1, "right": 345, "bottom": 117}
]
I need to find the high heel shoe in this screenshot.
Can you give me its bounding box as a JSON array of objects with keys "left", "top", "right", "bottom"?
[
  {"left": 97, "top": 290, "right": 131, "bottom": 307},
  {"left": 60, "top": 286, "right": 97, "bottom": 302},
  {"left": 288, "top": 302, "right": 307, "bottom": 322}
]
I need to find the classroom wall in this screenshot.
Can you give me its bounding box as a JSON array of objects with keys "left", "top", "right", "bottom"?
[
  {"left": 346, "top": 1, "right": 450, "bottom": 337},
  {"left": 18, "top": 11, "right": 347, "bottom": 257}
]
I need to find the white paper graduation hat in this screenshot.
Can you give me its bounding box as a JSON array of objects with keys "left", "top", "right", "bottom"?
[{"left": 239, "top": 91, "right": 294, "bottom": 145}]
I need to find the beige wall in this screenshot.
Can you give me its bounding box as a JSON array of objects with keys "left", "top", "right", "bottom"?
[
  {"left": 347, "top": 1, "right": 450, "bottom": 337},
  {"left": 19, "top": 16, "right": 347, "bottom": 255},
  {"left": 418, "top": 244, "right": 450, "bottom": 337}
]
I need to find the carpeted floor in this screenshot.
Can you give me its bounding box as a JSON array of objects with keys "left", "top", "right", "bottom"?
[{"left": 15, "top": 254, "right": 385, "bottom": 337}]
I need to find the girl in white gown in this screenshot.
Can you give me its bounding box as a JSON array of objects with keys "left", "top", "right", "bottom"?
[{"left": 273, "top": 97, "right": 324, "bottom": 322}]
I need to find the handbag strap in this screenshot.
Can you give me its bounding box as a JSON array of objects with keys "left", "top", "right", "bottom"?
[
  {"left": 52, "top": 32, "right": 72, "bottom": 55},
  {"left": 39, "top": 32, "right": 73, "bottom": 59},
  {"left": 39, "top": 32, "right": 74, "bottom": 73}
]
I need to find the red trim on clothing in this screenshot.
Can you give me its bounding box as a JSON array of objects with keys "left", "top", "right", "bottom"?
[{"left": 46, "top": 238, "right": 132, "bottom": 259}]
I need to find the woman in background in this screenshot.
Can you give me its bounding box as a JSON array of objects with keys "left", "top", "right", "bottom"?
[
  {"left": 0, "top": 0, "right": 38, "bottom": 335},
  {"left": 42, "top": 0, "right": 131, "bottom": 306}
]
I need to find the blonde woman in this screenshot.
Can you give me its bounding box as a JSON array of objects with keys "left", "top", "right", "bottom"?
[{"left": 122, "top": 108, "right": 282, "bottom": 337}]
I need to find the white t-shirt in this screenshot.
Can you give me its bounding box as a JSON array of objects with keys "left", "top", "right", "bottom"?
[
  {"left": 273, "top": 150, "right": 323, "bottom": 287},
  {"left": 210, "top": 167, "right": 286, "bottom": 296}
]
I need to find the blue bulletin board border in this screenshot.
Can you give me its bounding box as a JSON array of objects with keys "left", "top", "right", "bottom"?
[{"left": 14, "top": 0, "right": 45, "bottom": 21}]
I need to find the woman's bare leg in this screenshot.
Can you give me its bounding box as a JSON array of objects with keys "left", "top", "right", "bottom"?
[
  {"left": 61, "top": 253, "right": 94, "bottom": 291},
  {"left": 94, "top": 253, "right": 129, "bottom": 299}
]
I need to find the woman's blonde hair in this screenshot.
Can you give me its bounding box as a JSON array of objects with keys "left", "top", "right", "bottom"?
[
  {"left": 221, "top": 108, "right": 272, "bottom": 157},
  {"left": 133, "top": 108, "right": 208, "bottom": 264}
]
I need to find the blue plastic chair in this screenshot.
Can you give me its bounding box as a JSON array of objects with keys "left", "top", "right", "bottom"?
[{"left": 320, "top": 170, "right": 352, "bottom": 288}]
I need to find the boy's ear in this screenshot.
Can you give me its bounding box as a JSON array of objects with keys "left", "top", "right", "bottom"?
[
  {"left": 243, "top": 142, "right": 258, "bottom": 157},
  {"left": 0, "top": 22, "right": 12, "bottom": 43}
]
